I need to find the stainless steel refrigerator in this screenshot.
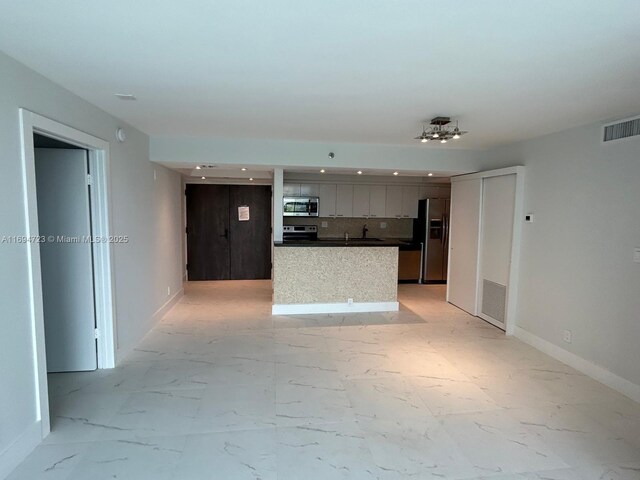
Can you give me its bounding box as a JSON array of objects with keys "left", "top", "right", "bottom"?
[{"left": 413, "top": 198, "right": 450, "bottom": 283}]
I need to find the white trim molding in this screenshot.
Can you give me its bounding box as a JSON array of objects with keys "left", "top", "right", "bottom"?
[
  {"left": 514, "top": 327, "right": 640, "bottom": 403},
  {"left": 0, "top": 420, "right": 42, "bottom": 479},
  {"left": 272, "top": 301, "right": 399, "bottom": 315},
  {"left": 18, "top": 109, "right": 116, "bottom": 444}
]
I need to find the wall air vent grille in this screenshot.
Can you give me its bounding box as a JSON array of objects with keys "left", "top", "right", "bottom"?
[
  {"left": 482, "top": 279, "right": 506, "bottom": 324},
  {"left": 603, "top": 116, "right": 640, "bottom": 143}
]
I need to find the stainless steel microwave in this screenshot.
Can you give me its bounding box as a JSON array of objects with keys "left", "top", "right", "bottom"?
[{"left": 283, "top": 196, "right": 319, "bottom": 217}]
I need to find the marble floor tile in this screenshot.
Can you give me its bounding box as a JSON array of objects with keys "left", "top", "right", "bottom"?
[
  {"left": 358, "top": 416, "right": 480, "bottom": 479},
  {"left": 173, "top": 429, "right": 277, "bottom": 480},
  {"left": 9, "top": 281, "right": 640, "bottom": 480},
  {"left": 276, "top": 422, "right": 380, "bottom": 480},
  {"left": 437, "top": 409, "right": 570, "bottom": 475}
]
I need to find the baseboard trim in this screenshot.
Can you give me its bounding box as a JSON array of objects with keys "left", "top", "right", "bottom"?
[
  {"left": 514, "top": 326, "right": 640, "bottom": 403},
  {"left": 272, "top": 301, "right": 399, "bottom": 315},
  {"left": 0, "top": 420, "right": 42, "bottom": 479},
  {"left": 115, "top": 287, "right": 184, "bottom": 364}
]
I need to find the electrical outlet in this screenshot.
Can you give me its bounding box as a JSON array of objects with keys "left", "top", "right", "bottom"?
[
  {"left": 167, "top": 286, "right": 171, "bottom": 296},
  {"left": 380, "top": 222, "right": 387, "bottom": 229},
  {"left": 563, "top": 330, "right": 572, "bottom": 343},
  {"left": 347, "top": 298, "right": 353, "bottom": 306},
  {"left": 321, "top": 221, "right": 328, "bottom": 228}
]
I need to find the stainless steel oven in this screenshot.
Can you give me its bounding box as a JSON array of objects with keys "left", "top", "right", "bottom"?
[{"left": 283, "top": 196, "right": 319, "bottom": 217}]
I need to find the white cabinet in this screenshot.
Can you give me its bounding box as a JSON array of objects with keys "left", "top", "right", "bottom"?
[
  {"left": 283, "top": 183, "right": 300, "bottom": 196},
  {"left": 385, "top": 186, "right": 403, "bottom": 218},
  {"left": 319, "top": 184, "right": 337, "bottom": 217},
  {"left": 335, "top": 184, "right": 353, "bottom": 217},
  {"left": 402, "top": 186, "right": 420, "bottom": 218},
  {"left": 352, "top": 185, "right": 370, "bottom": 218},
  {"left": 300, "top": 183, "right": 320, "bottom": 197},
  {"left": 369, "top": 185, "right": 386, "bottom": 218}
]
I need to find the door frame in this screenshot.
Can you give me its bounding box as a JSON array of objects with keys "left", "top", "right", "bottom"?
[
  {"left": 19, "top": 109, "right": 117, "bottom": 438},
  {"left": 448, "top": 166, "right": 525, "bottom": 335}
]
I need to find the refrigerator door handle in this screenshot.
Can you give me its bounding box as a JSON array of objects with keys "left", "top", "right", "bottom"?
[
  {"left": 419, "top": 242, "right": 424, "bottom": 283},
  {"left": 443, "top": 214, "right": 449, "bottom": 247}
]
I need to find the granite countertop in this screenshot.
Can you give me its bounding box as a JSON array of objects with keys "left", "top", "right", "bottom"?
[{"left": 275, "top": 238, "right": 420, "bottom": 249}]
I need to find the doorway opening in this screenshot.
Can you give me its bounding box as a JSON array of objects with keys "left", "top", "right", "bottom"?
[{"left": 19, "top": 110, "right": 116, "bottom": 439}]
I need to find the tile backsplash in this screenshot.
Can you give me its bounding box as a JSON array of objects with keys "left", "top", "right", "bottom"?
[{"left": 285, "top": 216, "right": 413, "bottom": 239}]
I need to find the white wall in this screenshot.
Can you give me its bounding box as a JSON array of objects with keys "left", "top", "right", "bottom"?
[
  {"left": 479, "top": 121, "right": 640, "bottom": 391},
  {"left": 0, "top": 51, "right": 183, "bottom": 475}
]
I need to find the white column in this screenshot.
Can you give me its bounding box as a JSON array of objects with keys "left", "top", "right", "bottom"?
[{"left": 273, "top": 168, "right": 284, "bottom": 242}]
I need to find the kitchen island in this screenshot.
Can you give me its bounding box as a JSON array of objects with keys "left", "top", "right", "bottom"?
[{"left": 272, "top": 239, "right": 403, "bottom": 314}]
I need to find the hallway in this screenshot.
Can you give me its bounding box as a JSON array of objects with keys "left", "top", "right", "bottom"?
[{"left": 8, "top": 282, "right": 640, "bottom": 479}]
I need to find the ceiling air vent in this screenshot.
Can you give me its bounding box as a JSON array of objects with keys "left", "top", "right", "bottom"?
[{"left": 603, "top": 115, "right": 640, "bottom": 143}]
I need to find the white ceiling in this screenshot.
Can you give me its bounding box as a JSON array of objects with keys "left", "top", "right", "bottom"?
[{"left": 1, "top": 0, "right": 639, "bottom": 149}]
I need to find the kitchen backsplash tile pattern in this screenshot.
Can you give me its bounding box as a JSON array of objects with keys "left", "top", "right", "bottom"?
[{"left": 285, "top": 216, "right": 413, "bottom": 239}]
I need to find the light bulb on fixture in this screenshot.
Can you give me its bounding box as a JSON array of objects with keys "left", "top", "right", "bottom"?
[
  {"left": 241, "top": 167, "right": 247, "bottom": 171},
  {"left": 432, "top": 133, "right": 439, "bottom": 138},
  {"left": 440, "top": 139, "right": 447, "bottom": 144},
  {"left": 453, "top": 134, "right": 460, "bottom": 140},
  {"left": 320, "top": 169, "right": 325, "bottom": 173},
  {"left": 421, "top": 138, "right": 428, "bottom": 143},
  {"left": 393, "top": 171, "right": 399, "bottom": 176},
  {"left": 427, "top": 173, "right": 434, "bottom": 177},
  {"left": 357, "top": 170, "right": 363, "bottom": 175},
  {"left": 201, "top": 176, "right": 206, "bottom": 180},
  {"left": 249, "top": 178, "right": 254, "bottom": 181},
  {"left": 195, "top": 165, "right": 201, "bottom": 170}
]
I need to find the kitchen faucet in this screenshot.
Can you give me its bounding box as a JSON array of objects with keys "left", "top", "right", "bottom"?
[{"left": 362, "top": 224, "right": 368, "bottom": 239}]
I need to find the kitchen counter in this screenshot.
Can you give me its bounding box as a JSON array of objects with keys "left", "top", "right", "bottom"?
[
  {"left": 275, "top": 238, "right": 419, "bottom": 249},
  {"left": 272, "top": 244, "right": 399, "bottom": 315}
]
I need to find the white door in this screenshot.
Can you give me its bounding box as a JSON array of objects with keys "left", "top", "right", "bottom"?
[
  {"left": 319, "top": 184, "right": 337, "bottom": 217},
  {"left": 447, "top": 178, "right": 482, "bottom": 315},
  {"left": 352, "top": 185, "right": 370, "bottom": 218},
  {"left": 385, "top": 186, "right": 403, "bottom": 218},
  {"left": 335, "top": 184, "right": 353, "bottom": 217},
  {"left": 35, "top": 148, "right": 97, "bottom": 372},
  {"left": 478, "top": 174, "right": 516, "bottom": 329},
  {"left": 369, "top": 185, "right": 386, "bottom": 218}
]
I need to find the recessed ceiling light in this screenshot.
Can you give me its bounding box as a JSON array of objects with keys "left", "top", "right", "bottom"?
[
  {"left": 195, "top": 165, "right": 201, "bottom": 170},
  {"left": 201, "top": 176, "right": 206, "bottom": 180},
  {"left": 357, "top": 170, "right": 363, "bottom": 175},
  {"left": 241, "top": 167, "right": 247, "bottom": 171},
  {"left": 249, "top": 178, "right": 254, "bottom": 181},
  {"left": 427, "top": 173, "right": 434, "bottom": 177},
  {"left": 320, "top": 169, "right": 325, "bottom": 173},
  {"left": 114, "top": 94, "right": 137, "bottom": 101},
  {"left": 393, "top": 171, "right": 399, "bottom": 176}
]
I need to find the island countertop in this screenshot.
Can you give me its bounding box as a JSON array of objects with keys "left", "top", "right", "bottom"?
[{"left": 275, "top": 238, "right": 419, "bottom": 249}]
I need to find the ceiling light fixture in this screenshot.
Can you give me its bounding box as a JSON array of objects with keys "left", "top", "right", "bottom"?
[
  {"left": 393, "top": 171, "right": 399, "bottom": 176},
  {"left": 249, "top": 177, "right": 254, "bottom": 181},
  {"left": 201, "top": 176, "right": 206, "bottom": 180},
  {"left": 241, "top": 167, "right": 247, "bottom": 171},
  {"left": 195, "top": 165, "right": 201, "bottom": 170},
  {"left": 415, "top": 117, "right": 467, "bottom": 144},
  {"left": 320, "top": 169, "right": 325, "bottom": 173},
  {"left": 427, "top": 173, "right": 434, "bottom": 177},
  {"left": 357, "top": 170, "right": 363, "bottom": 175}
]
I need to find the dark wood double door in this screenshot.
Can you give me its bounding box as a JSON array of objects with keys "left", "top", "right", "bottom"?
[{"left": 186, "top": 184, "right": 272, "bottom": 280}]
